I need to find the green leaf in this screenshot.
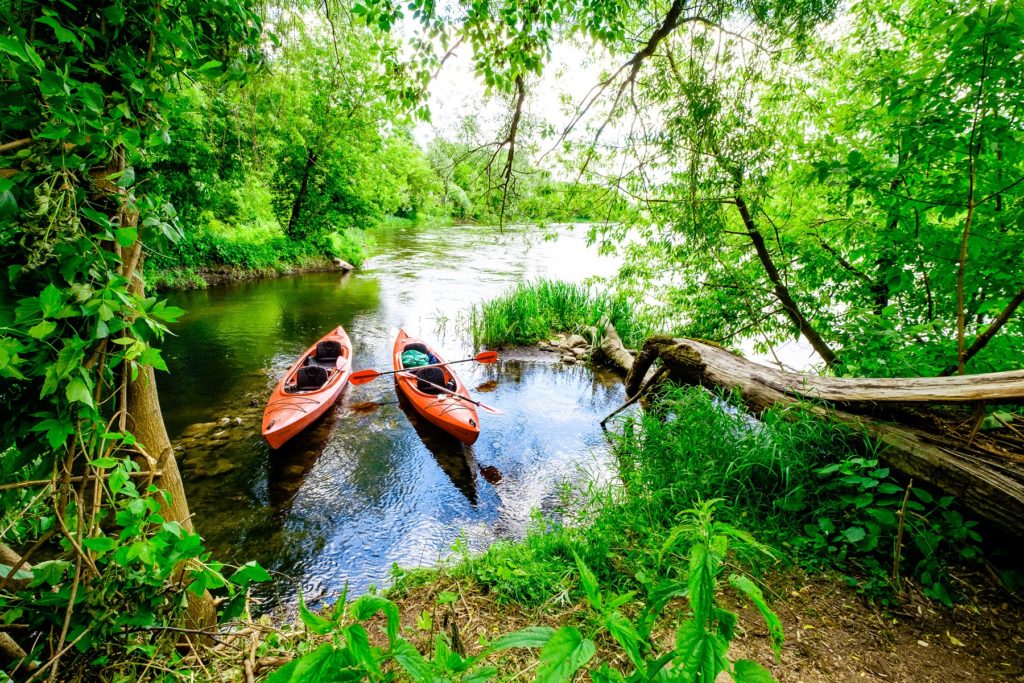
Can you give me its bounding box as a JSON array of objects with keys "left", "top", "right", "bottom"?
[
  {"left": 491, "top": 626, "right": 556, "bottom": 650},
  {"left": 138, "top": 347, "right": 168, "bottom": 372},
  {"left": 298, "top": 593, "right": 332, "bottom": 635},
  {"left": 535, "top": 626, "right": 595, "bottom": 683},
  {"left": 393, "top": 638, "right": 440, "bottom": 683},
  {"left": 115, "top": 167, "right": 136, "bottom": 188},
  {"left": 343, "top": 624, "right": 380, "bottom": 677},
  {"left": 39, "top": 284, "right": 64, "bottom": 317},
  {"left": 573, "top": 552, "right": 601, "bottom": 610},
  {"left": 266, "top": 643, "right": 343, "bottom": 683},
  {"left": 82, "top": 536, "right": 116, "bottom": 554},
  {"left": 66, "top": 377, "right": 94, "bottom": 408},
  {"left": 841, "top": 526, "right": 866, "bottom": 543},
  {"left": 732, "top": 659, "right": 777, "bottom": 683},
  {"left": 728, "top": 575, "right": 783, "bottom": 660},
  {"left": 351, "top": 594, "right": 399, "bottom": 644},
  {"left": 29, "top": 559, "right": 72, "bottom": 587},
  {"left": 0, "top": 190, "right": 16, "bottom": 219},
  {"left": 90, "top": 457, "right": 118, "bottom": 468},
  {"left": 675, "top": 620, "right": 728, "bottom": 683},
  {"left": 27, "top": 320, "right": 56, "bottom": 339},
  {"left": 231, "top": 561, "right": 272, "bottom": 586},
  {"left": 114, "top": 226, "right": 138, "bottom": 247}
]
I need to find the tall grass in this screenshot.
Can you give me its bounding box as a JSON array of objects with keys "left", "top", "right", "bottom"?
[{"left": 468, "top": 279, "right": 651, "bottom": 348}]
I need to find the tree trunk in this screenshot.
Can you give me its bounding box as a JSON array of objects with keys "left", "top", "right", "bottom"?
[
  {"left": 125, "top": 259, "right": 216, "bottom": 631},
  {"left": 287, "top": 149, "right": 317, "bottom": 236},
  {"left": 733, "top": 196, "right": 839, "bottom": 368},
  {"left": 626, "top": 336, "right": 1024, "bottom": 536}
]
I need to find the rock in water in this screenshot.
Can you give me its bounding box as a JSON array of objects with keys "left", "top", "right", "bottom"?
[{"left": 566, "top": 334, "right": 589, "bottom": 349}]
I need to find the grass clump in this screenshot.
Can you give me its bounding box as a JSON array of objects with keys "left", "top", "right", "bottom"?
[{"left": 468, "top": 279, "right": 651, "bottom": 349}]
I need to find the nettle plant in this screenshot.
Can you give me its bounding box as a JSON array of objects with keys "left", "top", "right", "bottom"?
[
  {"left": 269, "top": 501, "right": 783, "bottom": 683},
  {"left": 0, "top": 0, "right": 267, "bottom": 675}
]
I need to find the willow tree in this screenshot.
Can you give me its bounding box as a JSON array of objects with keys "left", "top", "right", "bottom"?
[{"left": 0, "top": 0, "right": 267, "bottom": 676}]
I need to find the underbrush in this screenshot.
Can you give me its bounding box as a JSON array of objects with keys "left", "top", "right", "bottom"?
[
  {"left": 418, "top": 386, "right": 983, "bottom": 612},
  {"left": 146, "top": 209, "right": 371, "bottom": 288},
  {"left": 468, "top": 279, "right": 652, "bottom": 349}
]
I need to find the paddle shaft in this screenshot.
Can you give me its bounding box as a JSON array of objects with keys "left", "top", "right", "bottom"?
[
  {"left": 350, "top": 352, "right": 497, "bottom": 385},
  {"left": 397, "top": 372, "right": 502, "bottom": 414}
]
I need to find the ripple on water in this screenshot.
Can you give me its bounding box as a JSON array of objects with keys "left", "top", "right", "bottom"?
[{"left": 158, "top": 223, "right": 626, "bottom": 609}]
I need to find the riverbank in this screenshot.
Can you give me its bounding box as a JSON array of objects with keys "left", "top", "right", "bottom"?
[{"left": 146, "top": 216, "right": 460, "bottom": 291}]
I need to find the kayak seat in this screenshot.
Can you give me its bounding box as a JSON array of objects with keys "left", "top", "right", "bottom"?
[
  {"left": 415, "top": 366, "right": 457, "bottom": 394},
  {"left": 316, "top": 340, "right": 342, "bottom": 361},
  {"left": 295, "top": 365, "right": 329, "bottom": 390}
]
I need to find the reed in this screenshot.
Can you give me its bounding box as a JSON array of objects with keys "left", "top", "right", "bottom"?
[{"left": 468, "top": 279, "right": 651, "bottom": 348}]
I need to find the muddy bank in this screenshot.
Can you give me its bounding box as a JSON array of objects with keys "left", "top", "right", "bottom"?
[{"left": 150, "top": 257, "right": 355, "bottom": 291}]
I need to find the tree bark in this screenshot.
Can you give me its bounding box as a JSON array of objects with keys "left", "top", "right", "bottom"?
[
  {"left": 733, "top": 196, "right": 839, "bottom": 368},
  {"left": 626, "top": 337, "right": 1024, "bottom": 536},
  {"left": 287, "top": 149, "right": 317, "bottom": 236},
  {"left": 940, "top": 285, "right": 1024, "bottom": 377}
]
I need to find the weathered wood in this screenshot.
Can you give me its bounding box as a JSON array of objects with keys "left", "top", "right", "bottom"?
[
  {"left": 597, "top": 322, "right": 636, "bottom": 373},
  {"left": 643, "top": 338, "right": 1024, "bottom": 536},
  {"left": 655, "top": 339, "right": 1024, "bottom": 406}
]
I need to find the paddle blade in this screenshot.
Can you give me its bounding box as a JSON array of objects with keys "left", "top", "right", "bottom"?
[
  {"left": 349, "top": 369, "right": 382, "bottom": 385},
  {"left": 475, "top": 350, "right": 499, "bottom": 364},
  {"left": 476, "top": 402, "right": 504, "bottom": 415}
]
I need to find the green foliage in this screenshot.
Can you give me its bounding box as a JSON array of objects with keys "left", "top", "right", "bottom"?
[
  {"left": 469, "top": 279, "right": 652, "bottom": 349},
  {"left": 450, "top": 386, "right": 983, "bottom": 618},
  {"left": 0, "top": 0, "right": 272, "bottom": 676}
]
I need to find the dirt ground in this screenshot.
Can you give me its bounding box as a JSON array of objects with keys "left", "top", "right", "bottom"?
[{"left": 388, "top": 569, "right": 1024, "bottom": 683}]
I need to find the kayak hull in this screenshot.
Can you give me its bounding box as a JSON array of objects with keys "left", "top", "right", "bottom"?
[
  {"left": 393, "top": 329, "right": 480, "bottom": 445},
  {"left": 262, "top": 326, "right": 352, "bottom": 449}
]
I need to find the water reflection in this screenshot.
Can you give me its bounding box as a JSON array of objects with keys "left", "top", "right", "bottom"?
[{"left": 157, "top": 223, "right": 625, "bottom": 607}]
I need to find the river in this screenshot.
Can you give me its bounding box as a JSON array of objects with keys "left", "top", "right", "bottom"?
[{"left": 157, "top": 222, "right": 626, "bottom": 608}]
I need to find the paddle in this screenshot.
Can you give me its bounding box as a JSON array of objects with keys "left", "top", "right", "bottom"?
[
  {"left": 397, "top": 372, "right": 505, "bottom": 415},
  {"left": 349, "top": 350, "right": 499, "bottom": 386}
]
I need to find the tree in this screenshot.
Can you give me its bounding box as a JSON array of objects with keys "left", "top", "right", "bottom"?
[{"left": 1, "top": 0, "right": 265, "bottom": 675}]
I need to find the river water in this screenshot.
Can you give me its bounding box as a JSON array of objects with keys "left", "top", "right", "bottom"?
[{"left": 157, "top": 223, "right": 625, "bottom": 607}]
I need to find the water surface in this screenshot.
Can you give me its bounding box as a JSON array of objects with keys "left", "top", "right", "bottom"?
[{"left": 158, "top": 223, "right": 625, "bottom": 607}]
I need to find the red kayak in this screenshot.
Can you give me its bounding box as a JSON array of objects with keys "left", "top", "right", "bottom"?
[
  {"left": 393, "top": 329, "right": 480, "bottom": 445},
  {"left": 262, "top": 326, "right": 352, "bottom": 449}
]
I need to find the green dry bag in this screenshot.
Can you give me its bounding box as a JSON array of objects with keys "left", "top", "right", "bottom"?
[{"left": 401, "top": 349, "right": 430, "bottom": 368}]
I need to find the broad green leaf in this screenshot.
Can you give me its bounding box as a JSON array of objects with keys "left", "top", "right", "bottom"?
[
  {"left": 66, "top": 377, "right": 94, "bottom": 408},
  {"left": 231, "top": 561, "right": 272, "bottom": 586},
  {"left": 728, "top": 575, "right": 783, "bottom": 660},
  {"left": 351, "top": 594, "right": 399, "bottom": 644},
  {"left": 266, "top": 643, "right": 343, "bottom": 683},
  {"left": 675, "top": 620, "right": 728, "bottom": 683},
  {"left": 138, "top": 347, "right": 168, "bottom": 372},
  {"left": 490, "top": 626, "right": 556, "bottom": 650},
  {"left": 82, "top": 536, "right": 116, "bottom": 554},
  {"left": 0, "top": 190, "right": 16, "bottom": 219},
  {"left": 29, "top": 559, "right": 72, "bottom": 587},
  {"left": 27, "top": 320, "right": 56, "bottom": 339},
  {"left": 535, "top": 626, "right": 595, "bottom": 683},
  {"left": 298, "top": 593, "right": 333, "bottom": 635},
  {"left": 393, "top": 638, "right": 441, "bottom": 683},
  {"left": 732, "top": 659, "right": 777, "bottom": 683},
  {"left": 39, "top": 284, "right": 64, "bottom": 317}
]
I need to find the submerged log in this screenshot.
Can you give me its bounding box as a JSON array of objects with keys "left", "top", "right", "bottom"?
[{"left": 625, "top": 337, "right": 1024, "bottom": 537}]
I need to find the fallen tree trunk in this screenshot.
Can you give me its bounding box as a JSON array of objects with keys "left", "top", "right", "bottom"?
[{"left": 624, "top": 337, "right": 1024, "bottom": 537}]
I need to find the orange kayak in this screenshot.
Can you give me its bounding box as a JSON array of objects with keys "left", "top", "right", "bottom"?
[
  {"left": 262, "top": 326, "right": 352, "bottom": 449},
  {"left": 393, "top": 329, "right": 480, "bottom": 445}
]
